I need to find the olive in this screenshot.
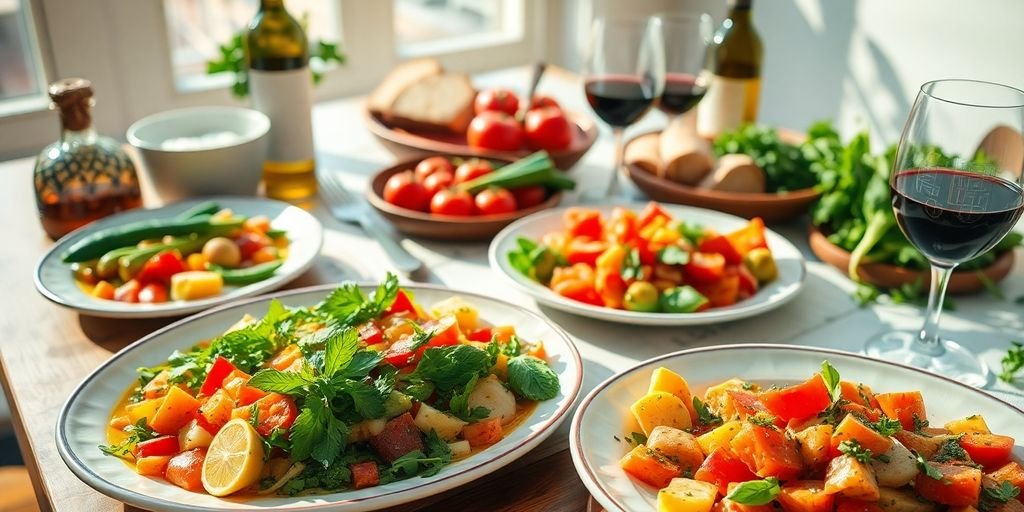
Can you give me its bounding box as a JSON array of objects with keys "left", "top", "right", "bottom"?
[{"left": 624, "top": 281, "right": 659, "bottom": 312}]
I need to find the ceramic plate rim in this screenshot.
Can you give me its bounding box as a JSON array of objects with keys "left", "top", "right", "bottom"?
[
  {"left": 488, "top": 203, "right": 806, "bottom": 326},
  {"left": 56, "top": 282, "right": 584, "bottom": 512},
  {"left": 34, "top": 197, "right": 323, "bottom": 319},
  {"left": 569, "top": 343, "right": 1024, "bottom": 512}
]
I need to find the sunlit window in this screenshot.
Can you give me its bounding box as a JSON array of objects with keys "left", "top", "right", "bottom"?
[
  {"left": 394, "top": 0, "right": 523, "bottom": 57},
  {"left": 0, "top": 0, "right": 46, "bottom": 111}
]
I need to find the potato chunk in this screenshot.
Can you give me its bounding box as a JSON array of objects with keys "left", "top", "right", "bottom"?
[
  {"left": 658, "top": 478, "right": 718, "bottom": 512},
  {"left": 631, "top": 391, "right": 692, "bottom": 436}
]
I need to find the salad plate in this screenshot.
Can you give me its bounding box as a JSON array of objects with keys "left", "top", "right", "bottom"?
[
  {"left": 56, "top": 282, "right": 583, "bottom": 511},
  {"left": 570, "top": 344, "right": 1024, "bottom": 512},
  {"left": 35, "top": 197, "right": 323, "bottom": 319},
  {"left": 488, "top": 204, "right": 805, "bottom": 326}
]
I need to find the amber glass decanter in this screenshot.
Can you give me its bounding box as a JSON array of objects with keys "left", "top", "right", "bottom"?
[{"left": 33, "top": 78, "right": 142, "bottom": 239}]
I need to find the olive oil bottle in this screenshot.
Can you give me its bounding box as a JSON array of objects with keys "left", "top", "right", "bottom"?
[
  {"left": 696, "top": 0, "right": 763, "bottom": 139},
  {"left": 246, "top": 0, "right": 316, "bottom": 200}
]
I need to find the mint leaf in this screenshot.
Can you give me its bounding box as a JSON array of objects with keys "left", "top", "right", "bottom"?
[
  {"left": 821, "top": 360, "right": 841, "bottom": 401},
  {"left": 727, "top": 477, "right": 780, "bottom": 505},
  {"left": 335, "top": 379, "right": 385, "bottom": 419},
  {"left": 507, "top": 355, "right": 559, "bottom": 401},
  {"left": 337, "top": 351, "right": 384, "bottom": 380},
  {"left": 414, "top": 345, "right": 492, "bottom": 392},
  {"left": 291, "top": 399, "right": 349, "bottom": 467},
  {"left": 288, "top": 406, "right": 321, "bottom": 463},
  {"left": 248, "top": 369, "right": 311, "bottom": 395}
]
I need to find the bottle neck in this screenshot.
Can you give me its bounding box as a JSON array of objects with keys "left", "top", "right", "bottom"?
[
  {"left": 61, "top": 126, "right": 98, "bottom": 144},
  {"left": 727, "top": 6, "right": 752, "bottom": 23},
  {"left": 260, "top": 0, "right": 285, "bottom": 11}
]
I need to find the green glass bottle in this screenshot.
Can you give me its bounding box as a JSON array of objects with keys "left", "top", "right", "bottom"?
[
  {"left": 696, "top": 0, "right": 763, "bottom": 138},
  {"left": 246, "top": 0, "right": 317, "bottom": 200}
]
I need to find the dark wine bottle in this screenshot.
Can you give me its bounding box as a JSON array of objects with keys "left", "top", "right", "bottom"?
[{"left": 696, "top": 0, "right": 763, "bottom": 138}]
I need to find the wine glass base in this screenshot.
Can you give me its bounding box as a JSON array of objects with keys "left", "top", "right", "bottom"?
[{"left": 864, "top": 331, "right": 991, "bottom": 388}]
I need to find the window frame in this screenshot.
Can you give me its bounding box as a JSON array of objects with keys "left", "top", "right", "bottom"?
[{"left": 0, "top": 0, "right": 545, "bottom": 158}]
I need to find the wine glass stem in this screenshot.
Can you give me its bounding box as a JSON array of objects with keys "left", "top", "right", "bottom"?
[
  {"left": 915, "top": 263, "right": 955, "bottom": 356},
  {"left": 608, "top": 127, "right": 625, "bottom": 196}
]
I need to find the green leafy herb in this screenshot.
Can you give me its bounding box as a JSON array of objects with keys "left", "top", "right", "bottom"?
[
  {"left": 506, "top": 355, "right": 560, "bottom": 401},
  {"left": 912, "top": 414, "right": 930, "bottom": 434},
  {"left": 657, "top": 245, "right": 690, "bottom": 266},
  {"left": 748, "top": 413, "right": 778, "bottom": 428},
  {"left": 414, "top": 345, "right": 493, "bottom": 392},
  {"left": 98, "top": 419, "right": 157, "bottom": 459},
  {"left": 380, "top": 431, "right": 452, "bottom": 482},
  {"left": 981, "top": 481, "right": 1022, "bottom": 512},
  {"left": 999, "top": 341, "right": 1024, "bottom": 383},
  {"left": 817, "top": 398, "right": 849, "bottom": 426},
  {"left": 503, "top": 335, "right": 524, "bottom": 358},
  {"left": 249, "top": 402, "right": 261, "bottom": 429},
  {"left": 248, "top": 369, "right": 310, "bottom": 395},
  {"left": 621, "top": 247, "right": 643, "bottom": 281},
  {"left": 630, "top": 432, "right": 648, "bottom": 446},
  {"left": 915, "top": 452, "right": 944, "bottom": 480},
  {"left": 741, "top": 381, "right": 756, "bottom": 391},
  {"left": 692, "top": 397, "right": 723, "bottom": 426},
  {"left": 932, "top": 437, "right": 970, "bottom": 463},
  {"left": 206, "top": 30, "right": 346, "bottom": 98},
  {"left": 726, "top": 477, "right": 780, "bottom": 506},
  {"left": 449, "top": 374, "right": 491, "bottom": 422},
  {"left": 837, "top": 440, "right": 877, "bottom": 464},
  {"left": 317, "top": 274, "right": 399, "bottom": 328},
  {"left": 677, "top": 221, "right": 706, "bottom": 245},
  {"left": 869, "top": 416, "right": 903, "bottom": 437},
  {"left": 820, "top": 360, "right": 842, "bottom": 402}
]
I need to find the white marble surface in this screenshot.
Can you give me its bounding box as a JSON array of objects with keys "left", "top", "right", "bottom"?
[{"left": 308, "top": 66, "right": 1024, "bottom": 405}]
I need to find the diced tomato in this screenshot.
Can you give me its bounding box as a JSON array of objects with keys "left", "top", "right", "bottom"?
[
  {"left": 831, "top": 414, "right": 892, "bottom": 455},
  {"left": 730, "top": 423, "right": 804, "bottom": 480},
  {"left": 725, "top": 390, "right": 770, "bottom": 419},
  {"left": 637, "top": 202, "right": 670, "bottom": 230},
  {"left": 565, "top": 238, "right": 608, "bottom": 266},
  {"left": 694, "top": 446, "right": 758, "bottom": 495},
  {"left": 840, "top": 402, "right": 881, "bottom": 422},
  {"left": 595, "top": 269, "right": 627, "bottom": 309},
  {"left": 959, "top": 433, "right": 1014, "bottom": 469},
  {"left": 777, "top": 480, "right": 834, "bottom": 512},
  {"left": 726, "top": 217, "right": 769, "bottom": 256},
  {"left": 137, "top": 251, "right": 187, "bottom": 285},
  {"left": 552, "top": 278, "right": 603, "bottom": 306},
  {"left": 164, "top": 448, "right": 206, "bottom": 492},
  {"left": 114, "top": 279, "right": 141, "bottom": 303},
  {"left": 193, "top": 412, "right": 220, "bottom": 436},
  {"left": 385, "top": 290, "right": 418, "bottom": 317},
  {"left": 199, "top": 356, "right": 238, "bottom": 396},
  {"left": 370, "top": 413, "right": 425, "bottom": 463},
  {"left": 351, "top": 461, "right": 380, "bottom": 489},
  {"left": 839, "top": 381, "right": 879, "bottom": 408},
  {"left": 133, "top": 435, "right": 179, "bottom": 458},
  {"left": 269, "top": 345, "right": 302, "bottom": 371},
  {"left": 234, "top": 231, "right": 271, "bottom": 261},
  {"left": 564, "top": 208, "right": 604, "bottom": 239},
  {"left": 607, "top": 207, "right": 639, "bottom": 245},
  {"left": 759, "top": 374, "right": 831, "bottom": 422},
  {"left": 834, "top": 498, "right": 885, "bottom": 512},
  {"left": 419, "top": 315, "right": 461, "bottom": 348},
  {"left": 237, "top": 385, "right": 268, "bottom": 406},
  {"left": 694, "top": 274, "right": 741, "bottom": 308},
  {"left": 233, "top": 392, "right": 298, "bottom": 436},
  {"left": 383, "top": 336, "right": 418, "bottom": 368},
  {"left": 467, "top": 327, "right": 493, "bottom": 342},
  {"left": 619, "top": 445, "right": 682, "bottom": 488},
  {"left": 357, "top": 322, "right": 384, "bottom": 346},
  {"left": 914, "top": 463, "right": 982, "bottom": 506},
  {"left": 734, "top": 265, "right": 759, "bottom": 299},
  {"left": 699, "top": 235, "right": 743, "bottom": 265},
  {"left": 874, "top": 391, "right": 927, "bottom": 431},
  {"left": 989, "top": 462, "right": 1024, "bottom": 493},
  {"left": 138, "top": 283, "right": 168, "bottom": 303},
  {"left": 685, "top": 252, "right": 727, "bottom": 283}
]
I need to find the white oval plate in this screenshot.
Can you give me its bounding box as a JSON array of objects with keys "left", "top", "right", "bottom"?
[
  {"left": 35, "top": 197, "right": 323, "bottom": 318},
  {"left": 570, "top": 344, "right": 1024, "bottom": 512},
  {"left": 56, "top": 283, "right": 583, "bottom": 512},
  {"left": 488, "top": 204, "right": 805, "bottom": 326}
]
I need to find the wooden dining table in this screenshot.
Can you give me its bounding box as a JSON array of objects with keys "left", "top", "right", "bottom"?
[{"left": 3, "top": 66, "right": 1023, "bottom": 512}]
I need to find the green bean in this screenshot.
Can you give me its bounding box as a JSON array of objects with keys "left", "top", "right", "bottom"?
[
  {"left": 96, "top": 246, "right": 139, "bottom": 279},
  {"left": 174, "top": 201, "right": 220, "bottom": 220},
  {"left": 212, "top": 260, "right": 283, "bottom": 285},
  {"left": 62, "top": 215, "right": 215, "bottom": 263}
]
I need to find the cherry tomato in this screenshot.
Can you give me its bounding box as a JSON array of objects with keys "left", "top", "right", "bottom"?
[
  {"left": 133, "top": 435, "right": 179, "bottom": 458},
  {"left": 250, "top": 392, "right": 299, "bottom": 437},
  {"left": 382, "top": 170, "right": 431, "bottom": 212},
  {"left": 199, "top": 356, "right": 239, "bottom": 396},
  {"left": 474, "top": 88, "right": 520, "bottom": 116},
  {"left": 422, "top": 170, "right": 454, "bottom": 197},
  {"left": 138, "top": 283, "right": 169, "bottom": 303},
  {"left": 357, "top": 321, "right": 384, "bottom": 346},
  {"left": 759, "top": 374, "right": 831, "bottom": 421},
  {"left": 510, "top": 185, "right": 547, "bottom": 210},
  {"left": 137, "top": 251, "right": 186, "bottom": 285},
  {"left": 454, "top": 159, "right": 494, "bottom": 184},
  {"left": 959, "top": 433, "right": 1015, "bottom": 468},
  {"left": 234, "top": 231, "right": 271, "bottom": 261},
  {"left": 466, "top": 111, "right": 524, "bottom": 152},
  {"left": 385, "top": 290, "right": 418, "bottom": 317},
  {"left": 414, "top": 156, "right": 454, "bottom": 182},
  {"left": 430, "top": 189, "right": 475, "bottom": 216},
  {"left": 529, "top": 95, "right": 561, "bottom": 111},
  {"left": 474, "top": 187, "right": 517, "bottom": 216},
  {"left": 114, "top": 279, "right": 141, "bottom": 303},
  {"left": 524, "top": 106, "right": 573, "bottom": 151}
]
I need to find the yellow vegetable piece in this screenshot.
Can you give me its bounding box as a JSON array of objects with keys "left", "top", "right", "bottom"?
[
  {"left": 170, "top": 271, "right": 223, "bottom": 301},
  {"left": 658, "top": 478, "right": 718, "bottom": 512},
  {"left": 696, "top": 420, "right": 744, "bottom": 455},
  {"left": 430, "top": 296, "right": 479, "bottom": 332},
  {"left": 201, "top": 418, "right": 265, "bottom": 497},
  {"left": 944, "top": 415, "right": 990, "bottom": 435},
  {"left": 648, "top": 367, "right": 696, "bottom": 417},
  {"left": 125, "top": 397, "right": 164, "bottom": 425},
  {"left": 630, "top": 391, "right": 692, "bottom": 437}
]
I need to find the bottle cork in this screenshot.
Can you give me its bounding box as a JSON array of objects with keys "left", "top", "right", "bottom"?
[{"left": 48, "top": 78, "right": 94, "bottom": 131}]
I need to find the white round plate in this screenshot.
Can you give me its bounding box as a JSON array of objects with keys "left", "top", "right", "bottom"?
[
  {"left": 35, "top": 197, "right": 323, "bottom": 318},
  {"left": 488, "top": 204, "right": 805, "bottom": 326},
  {"left": 56, "top": 283, "right": 583, "bottom": 512},
  {"left": 570, "top": 344, "right": 1024, "bottom": 512}
]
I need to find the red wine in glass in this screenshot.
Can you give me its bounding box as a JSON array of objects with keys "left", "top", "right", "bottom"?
[
  {"left": 892, "top": 168, "right": 1024, "bottom": 265},
  {"left": 659, "top": 73, "right": 707, "bottom": 116},
  {"left": 584, "top": 76, "right": 655, "bottom": 128}
]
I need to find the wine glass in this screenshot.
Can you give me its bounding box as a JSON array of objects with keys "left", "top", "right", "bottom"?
[
  {"left": 864, "top": 79, "right": 1024, "bottom": 387},
  {"left": 582, "top": 16, "right": 666, "bottom": 197},
  {"left": 655, "top": 12, "right": 713, "bottom": 120}
]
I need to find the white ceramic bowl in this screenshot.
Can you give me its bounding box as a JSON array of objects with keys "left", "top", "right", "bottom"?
[{"left": 127, "top": 106, "right": 270, "bottom": 201}]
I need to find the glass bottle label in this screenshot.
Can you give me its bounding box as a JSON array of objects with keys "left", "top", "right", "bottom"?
[
  {"left": 696, "top": 74, "right": 761, "bottom": 138},
  {"left": 249, "top": 67, "right": 315, "bottom": 163}
]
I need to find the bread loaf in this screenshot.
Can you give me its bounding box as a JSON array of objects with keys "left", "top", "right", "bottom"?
[
  {"left": 367, "top": 58, "right": 443, "bottom": 115},
  {"left": 659, "top": 115, "right": 713, "bottom": 184},
  {"left": 385, "top": 73, "right": 476, "bottom": 134},
  {"left": 699, "top": 154, "right": 766, "bottom": 193},
  {"left": 624, "top": 132, "right": 662, "bottom": 174}
]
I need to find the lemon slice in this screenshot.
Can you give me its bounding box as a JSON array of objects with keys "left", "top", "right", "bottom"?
[{"left": 201, "top": 418, "right": 265, "bottom": 496}]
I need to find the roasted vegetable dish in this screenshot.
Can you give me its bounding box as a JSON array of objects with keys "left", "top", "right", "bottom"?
[
  {"left": 100, "top": 275, "right": 560, "bottom": 497},
  {"left": 620, "top": 362, "right": 1022, "bottom": 512}
]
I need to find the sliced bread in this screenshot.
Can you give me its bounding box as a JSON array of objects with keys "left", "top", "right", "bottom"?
[
  {"left": 386, "top": 73, "right": 476, "bottom": 134},
  {"left": 367, "top": 58, "right": 443, "bottom": 115}
]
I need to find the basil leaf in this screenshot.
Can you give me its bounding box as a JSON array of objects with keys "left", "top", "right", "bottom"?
[
  {"left": 820, "top": 360, "right": 841, "bottom": 401},
  {"left": 726, "top": 477, "right": 780, "bottom": 506}
]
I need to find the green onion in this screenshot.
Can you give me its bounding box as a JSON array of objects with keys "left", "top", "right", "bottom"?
[{"left": 457, "top": 151, "right": 575, "bottom": 193}]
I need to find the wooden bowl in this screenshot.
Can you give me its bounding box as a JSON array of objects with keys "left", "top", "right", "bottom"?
[
  {"left": 622, "top": 131, "right": 821, "bottom": 222},
  {"left": 364, "top": 107, "right": 598, "bottom": 170},
  {"left": 366, "top": 155, "right": 563, "bottom": 241},
  {"left": 809, "top": 227, "right": 1014, "bottom": 294}
]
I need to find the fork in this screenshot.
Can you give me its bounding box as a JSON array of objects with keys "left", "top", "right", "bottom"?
[{"left": 318, "top": 170, "right": 423, "bottom": 273}]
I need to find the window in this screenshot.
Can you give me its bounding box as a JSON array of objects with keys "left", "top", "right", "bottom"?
[
  {"left": 394, "top": 0, "right": 523, "bottom": 57},
  {"left": 0, "top": 0, "right": 46, "bottom": 114},
  {"left": 163, "top": 0, "right": 342, "bottom": 92}
]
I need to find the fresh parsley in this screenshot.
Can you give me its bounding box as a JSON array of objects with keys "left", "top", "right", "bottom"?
[
  {"left": 912, "top": 414, "right": 930, "bottom": 434},
  {"left": 869, "top": 416, "right": 903, "bottom": 437},
  {"left": 748, "top": 413, "right": 778, "bottom": 428},
  {"left": 932, "top": 437, "right": 970, "bottom": 463},
  {"left": 379, "top": 431, "right": 452, "bottom": 482},
  {"left": 317, "top": 273, "right": 399, "bottom": 328},
  {"left": 629, "top": 432, "right": 648, "bottom": 446},
  {"left": 98, "top": 419, "right": 157, "bottom": 459},
  {"left": 692, "top": 397, "right": 723, "bottom": 426},
  {"left": 413, "top": 345, "right": 492, "bottom": 392},
  {"left": 726, "top": 477, "right": 780, "bottom": 506},
  {"left": 837, "top": 440, "right": 888, "bottom": 464},
  {"left": 981, "top": 481, "right": 1022, "bottom": 512},
  {"left": 999, "top": 341, "right": 1024, "bottom": 383},
  {"left": 448, "top": 374, "right": 491, "bottom": 422},
  {"left": 506, "top": 355, "right": 560, "bottom": 401},
  {"left": 915, "top": 452, "right": 944, "bottom": 480}
]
